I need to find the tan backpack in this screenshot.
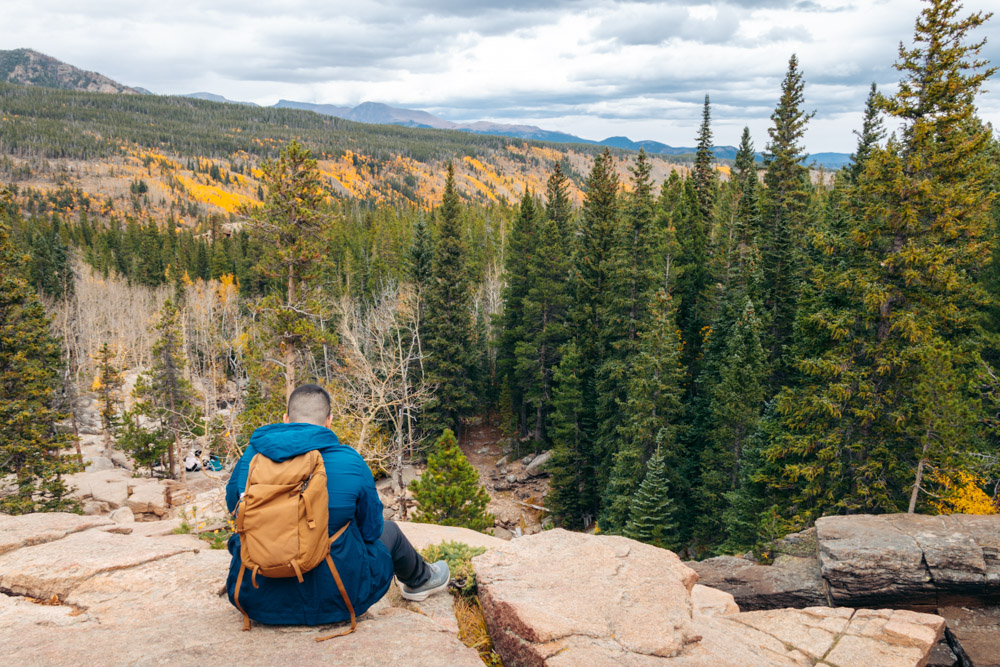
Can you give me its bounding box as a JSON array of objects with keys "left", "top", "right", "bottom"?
[{"left": 233, "top": 450, "right": 356, "bottom": 640}]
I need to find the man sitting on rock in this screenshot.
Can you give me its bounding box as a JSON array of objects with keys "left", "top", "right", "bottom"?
[{"left": 225, "top": 383, "right": 450, "bottom": 627}]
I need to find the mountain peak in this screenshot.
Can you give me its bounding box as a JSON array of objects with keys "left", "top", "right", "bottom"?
[{"left": 0, "top": 48, "right": 138, "bottom": 94}]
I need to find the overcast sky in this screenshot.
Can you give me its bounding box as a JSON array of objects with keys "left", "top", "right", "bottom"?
[{"left": 3, "top": 0, "right": 998, "bottom": 153}]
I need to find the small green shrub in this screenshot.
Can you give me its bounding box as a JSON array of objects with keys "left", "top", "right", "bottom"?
[{"left": 419, "top": 540, "right": 486, "bottom": 597}]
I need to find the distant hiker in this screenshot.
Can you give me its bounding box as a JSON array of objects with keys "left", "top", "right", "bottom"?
[
  {"left": 224, "top": 383, "right": 449, "bottom": 634},
  {"left": 184, "top": 450, "right": 201, "bottom": 472}
]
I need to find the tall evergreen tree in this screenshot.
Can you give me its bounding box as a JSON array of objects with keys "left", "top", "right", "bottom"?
[
  {"left": 762, "top": 54, "right": 814, "bottom": 383},
  {"left": 546, "top": 341, "right": 596, "bottom": 528},
  {"left": 600, "top": 290, "right": 686, "bottom": 533},
  {"left": 423, "top": 163, "right": 475, "bottom": 436},
  {"left": 693, "top": 297, "right": 768, "bottom": 547},
  {"left": 849, "top": 83, "right": 886, "bottom": 182},
  {"left": 244, "top": 140, "right": 330, "bottom": 402},
  {"left": 560, "top": 149, "right": 621, "bottom": 501},
  {"left": 0, "top": 198, "right": 80, "bottom": 514},
  {"left": 766, "top": 0, "right": 998, "bottom": 521},
  {"left": 674, "top": 177, "right": 711, "bottom": 375},
  {"left": 516, "top": 207, "right": 570, "bottom": 442},
  {"left": 544, "top": 162, "right": 574, "bottom": 240},
  {"left": 498, "top": 191, "right": 538, "bottom": 435},
  {"left": 693, "top": 95, "right": 717, "bottom": 221},
  {"left": 94, "top": 342, "right": 123, "bottom": 457},
  {"left": 134, "top": 299, "right": 202, "bottom": 479}
]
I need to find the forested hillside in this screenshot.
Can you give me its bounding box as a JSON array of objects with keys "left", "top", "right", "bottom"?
[{"left": 1, "top": 0, "right": 998, "bottom": 559}]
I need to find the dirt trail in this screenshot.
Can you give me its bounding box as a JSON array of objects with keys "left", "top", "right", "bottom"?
[{"left": 460, "top": 422, "right": 549, "bottom": 534}]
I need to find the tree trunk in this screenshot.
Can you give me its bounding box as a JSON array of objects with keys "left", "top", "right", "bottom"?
[
  {"left": 284, "top": 262, "right": 297, "bottom": 403},
  {"left": 908, "top": 433, "right": 931, "bottom": 513}
]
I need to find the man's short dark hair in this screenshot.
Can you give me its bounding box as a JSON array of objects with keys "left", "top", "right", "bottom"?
[{"left": 287, "top": 384, "right": 331, "bottom": 426}]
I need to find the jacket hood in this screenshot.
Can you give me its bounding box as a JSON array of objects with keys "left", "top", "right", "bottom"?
[{"left": 248, "top": 422, "right": 341, "bottom": 462}]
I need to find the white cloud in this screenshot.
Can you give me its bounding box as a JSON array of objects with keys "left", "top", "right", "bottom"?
[{"left": 0, "top": 0, "right": 997, "bottom": 152}]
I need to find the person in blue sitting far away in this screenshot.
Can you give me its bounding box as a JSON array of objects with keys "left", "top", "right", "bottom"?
[{"left": 224, "top": 383, "right": 450, "bottom": 627}]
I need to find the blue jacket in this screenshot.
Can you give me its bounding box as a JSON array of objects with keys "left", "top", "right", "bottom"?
[{"left": 225, "top": 423, "right": 394, "bottom": 626}]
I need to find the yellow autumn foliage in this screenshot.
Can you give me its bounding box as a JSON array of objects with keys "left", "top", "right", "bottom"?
[
  {"left": 930, "top": 470, "right": 999, "bottom": 515},
  {"left": 175, "top": 174, "right": 254, "bottom": 213}
]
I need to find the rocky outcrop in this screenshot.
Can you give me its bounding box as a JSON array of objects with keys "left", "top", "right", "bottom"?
[
  {"left": 475, "top": 529, "right": 701, "bottom": 664},
  {"left": 473, "top": 529, "right": 944, "bottom": 666},
  {"left": 689, "top": 554, "right": 828, "bottom": 610},
  {"left": 0, "top": 513, "right": 485, "bottom": 666},
  {"left": 816, "top": 514, "right": 1000, "bottom": 609}
]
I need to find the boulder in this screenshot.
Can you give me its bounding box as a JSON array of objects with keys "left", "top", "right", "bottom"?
[
  {"left": 491, "top": 526, "right": 514, "bottom": 541},
  {"left": 109, "top": 507, "right": 135, "bottom": 524},
  {"left": 110, "top": 451, "right": 134, "bottom": 471},
  {"left": 692, "top": 584, "right": 740, "bottom": 618},
  {"left": 84, "top": 456, "right": 114, "bottom": 473},
  {"left": 90, "top": 475, "right": 129, "bottom": 509},
  {"left": 0, "top": 529, "right": 195, "bottom": 599},
  {"left": 474, "top": 529, "right": 701, "bottom": 663},
  {"left": 398, "top": 521, "right": 504, "bottom": 552},
  {"left": 688, "top": 554, "right": 827, "bottom": 610},
  {"left": 525, "top": 450, "right": 552, "bottom": 477},
  {"left": 816, "top": 513, "right": 1000, "bottom": 608},
  {"left": 127, "top": 481, "right": 167, "bottom": 520}
]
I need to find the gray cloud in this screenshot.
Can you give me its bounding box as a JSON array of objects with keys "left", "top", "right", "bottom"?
[{"left": 2, "top": 0, "right": 998, "bottom": 152}]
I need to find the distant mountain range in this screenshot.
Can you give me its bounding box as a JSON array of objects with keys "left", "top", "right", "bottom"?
[
  {"left": 0, "top": 48, "right": 139, "bottom": 94},
  {"left": 0, "top": 48, "right": 853, "bottom": 169}
]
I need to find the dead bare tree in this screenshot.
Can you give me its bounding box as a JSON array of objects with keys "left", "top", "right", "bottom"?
[{"left": 333, "top": 282, "right": 434, "bottom": 517}]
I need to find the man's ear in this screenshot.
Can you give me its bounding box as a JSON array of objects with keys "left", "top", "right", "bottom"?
[
  {"left": 324, "top": 414, "right": 333, "bottom": 429},
  {"left": 283, "top": 413, "right": 290, "bottom": 424}
]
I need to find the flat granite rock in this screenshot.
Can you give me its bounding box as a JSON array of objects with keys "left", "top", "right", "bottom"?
[
  {"left": 474, "top": 529, "right": 945, "bottom": 666},
  {"left": 0, "top": 516, "right": 481, "bottom": 667},
  {"left": 0, "top": 512, "right": 112, "bottom": 556},
  {"left": 0, "top": 527, "right": 196, "bottom": 599}
]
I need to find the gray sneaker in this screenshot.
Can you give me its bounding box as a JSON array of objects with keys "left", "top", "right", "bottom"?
[{"left": 399, "top": 560, "right": 451, "bottom": 601}]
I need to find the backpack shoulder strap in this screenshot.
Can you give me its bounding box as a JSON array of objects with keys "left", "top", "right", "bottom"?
[{"left": 315, "top": 522, "right": 356, "bottom": 641}]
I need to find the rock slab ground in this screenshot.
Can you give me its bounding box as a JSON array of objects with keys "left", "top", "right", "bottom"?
[
  {"left": 0, "top": 513, "right": 482, "bottom": 666},
  {"left": 474, "top": 529, "right": 946, "bottom": 666}
]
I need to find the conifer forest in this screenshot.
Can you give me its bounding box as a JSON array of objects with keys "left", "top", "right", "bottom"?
[{"left": 2, "top": 0, "right": 999, "bottom": 557}]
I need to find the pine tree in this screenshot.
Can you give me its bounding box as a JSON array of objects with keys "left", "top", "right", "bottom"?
[
  {"left": 409, "top": 429, "right": 494, "bottom": 531},
  {"left": 498, "top": 191, "right": 538, "bottom": 435},
  {"left": 0, "top": 198, "right": 80, "bottom": 514},
  {"left": 693, "top": 95, "right": 717, "bottom": 221},
  {"left": 600, "top": 290, "right": 686, "bottom": 533},
  {"left": 693, "top": 297, "right": 768, "bottom": 547},
  {"left": 765, "top": 1, "right": 998, "bottom": 521},
  {"left": 516, "top": 206, "right": 571, "bottom": 442},
  {"left": 133, "top": 299, "right": 202, "bottom": 479},
  {"left": 595, "top": 150, "right": 660, "bottom": 504},
  {"left": 546, "top": 341, "right": 596, "bottom": 528},
  {"left": 94, "top": 342, "right": 123, "bottom": 457},
  {"left": 761, "top": 54, "right": 814, "bottom": 384},
  {"left": 674, "top": 177, "right": 711, "bottom": 374},
  {"left": 244, "top": 140, "right": 330, "bottom": 402},
  {"left": 560, "top": 149, "right": 621, "bottom": 503},
  {"left": 849, "top": 83, "right": 885, "bottom": 182},
  {"left": 623, "top": 447, "right": 679, "bottom": 551},
  {"left": 545, "top": 162, "right": 574, "bottom": 240},
  {"left": 422, "top": 163, "right": 475, "bottom": 436}
]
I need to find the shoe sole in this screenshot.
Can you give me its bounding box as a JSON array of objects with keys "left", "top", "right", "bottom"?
[{"left": 398, "top": 578, "right": 450, "bottom": 602}]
